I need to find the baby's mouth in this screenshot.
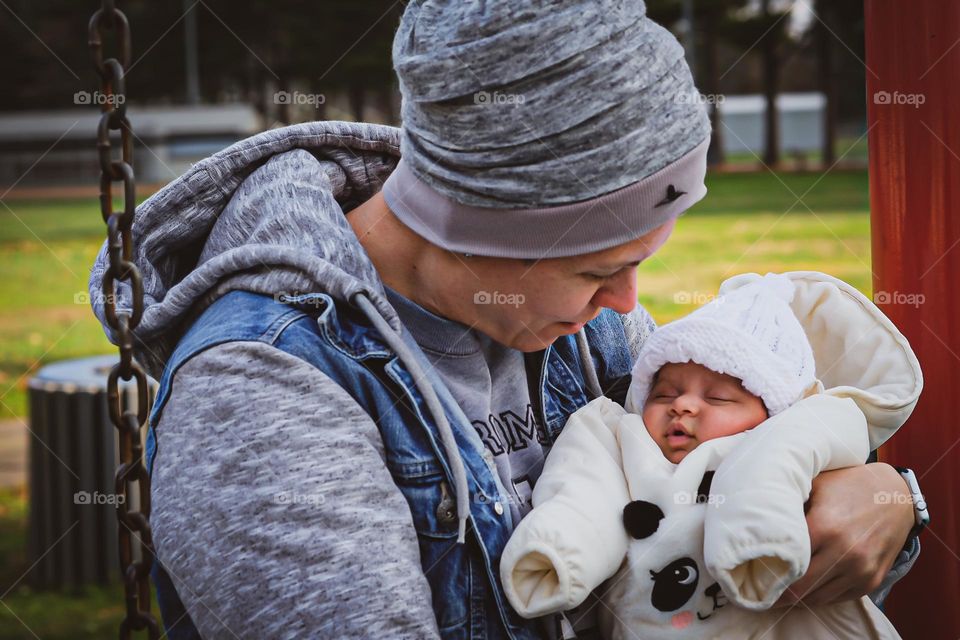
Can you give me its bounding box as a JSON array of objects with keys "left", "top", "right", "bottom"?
[{"left": 666, "top": 423, "right": 693, "bottom": 447}]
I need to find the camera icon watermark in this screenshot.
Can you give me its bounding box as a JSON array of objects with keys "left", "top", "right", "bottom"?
[
  {"left": 474, "top": 290, "right": 525, "bottom": 308},
  {"left": 873, "top": 290, "right": 925, "bottom": 308},
  {"left": 473, "top": 90, "right": 526, "bottom": 106},
  {"left": 74, "top": 90, "right": 125, "bottom": 106},
  {"left": 273, "top": 91, "right": 326, "bottom": 108},
  {"left": 873, "top": 91, "right": 925, "bottom": 109}
]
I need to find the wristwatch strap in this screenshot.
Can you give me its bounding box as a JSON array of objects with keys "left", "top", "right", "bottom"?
[{"left": 893, "top": 466, "right": 929, "bottom": 539}]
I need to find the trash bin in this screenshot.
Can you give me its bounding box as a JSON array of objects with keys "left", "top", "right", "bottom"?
[{"left": 27, "top": 355, "right": 156, "bottom": 589}]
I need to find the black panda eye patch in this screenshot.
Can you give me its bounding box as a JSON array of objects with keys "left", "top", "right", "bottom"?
[
  {"left": 650, "top": 557, "right": 700, "bottom": 612},
  {"left": 623, "top": 500, "right": 665, "bottom": 539}
]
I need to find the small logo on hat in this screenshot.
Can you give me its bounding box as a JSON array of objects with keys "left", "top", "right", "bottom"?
[{"left": 655, "top": 184, "right": 687, "bottom": 207}]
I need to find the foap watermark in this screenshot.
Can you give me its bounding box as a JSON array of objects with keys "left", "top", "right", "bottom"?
[
  {"left": 274, "top": 91, "right": 326, "bottom": 108},
  {"left": 473, "top": 90, "right": 525, "bottom": 106},
  {"left": 74, "top": 490, "right": 125, "bottom": 506},
  {"left": 674, "top": 490, "right": 725, "bottom": 506},
  {"left": 474, "top": 492, "right": 523, "bottom": 507},
  {"left": 274, "top": 491, "right": 326, "bottom": 506},
  {"left": 874, "top": 291, "right": 925, "bottom": 308},
  {"left": 74, "top": 90, "right": 125, "bottom": 106},
  {"left": 873, "top": 491, "right": 917, "bottom": 506},
  {"left": 673, "top": 291, "right": 722, "bottom": 306},
  {"left": 74, "top": 291, "right": 120, "bottom": 306},
  {"left": 273, "top": 291, "right": 326, "bottom": 308},
  {"left": 873, "top": 91, "right": 926, "bottom": 109},
  {"left": 474, "top": 290, "right": 525, "bottom": 308},
  {"left": 675, "top": 91, "right": 725, "bottom": 106}
]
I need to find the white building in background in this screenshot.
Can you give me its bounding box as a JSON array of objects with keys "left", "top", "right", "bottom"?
[
  {"left": 0, "top": 105, "right": 262, "bottom": 187},
  {"left": 717, "top": 92, "right": 826, "bottom": 157}
]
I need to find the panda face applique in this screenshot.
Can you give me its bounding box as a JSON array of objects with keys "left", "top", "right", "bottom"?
[
  {"left": 619, "top": 499, "right": 728, "bottom": 631},
  {"left": 647, "top": 556, "right": 727, "bottom": 628}
]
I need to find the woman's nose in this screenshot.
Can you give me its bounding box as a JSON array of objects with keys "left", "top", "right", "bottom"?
[{"left": 591, "top": 269, "right": 638, "bottom": 315}]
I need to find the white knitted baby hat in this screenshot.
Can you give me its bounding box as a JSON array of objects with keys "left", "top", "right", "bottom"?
[{"left": 627, "top": 273, "right": 817, "bottom": 416}]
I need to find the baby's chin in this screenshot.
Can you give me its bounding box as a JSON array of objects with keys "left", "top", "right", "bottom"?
[{"left": 660, "top": 447, "right": 691, "bottom": 464}]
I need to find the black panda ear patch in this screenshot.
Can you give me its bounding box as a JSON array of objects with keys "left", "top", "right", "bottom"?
[{"left": 623, "top": 500, "right": 665, "bottom": 539}]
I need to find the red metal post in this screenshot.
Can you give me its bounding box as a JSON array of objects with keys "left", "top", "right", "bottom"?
[{"left": 865, "top": 1, "right": 960, "bottom": 636}]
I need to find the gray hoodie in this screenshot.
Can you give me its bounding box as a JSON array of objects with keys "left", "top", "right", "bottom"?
[{"left": 89, "top": 121, "right": 448, "bottom": 638}]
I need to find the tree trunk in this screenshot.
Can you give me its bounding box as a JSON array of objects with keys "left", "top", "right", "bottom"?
[
  {"left": 761, "top": 0, "right": 780, "bottom": 167},
  {"left": 703, "top": 6, "right": 725, "bottom": 166},
  {"left": 816, "top": 0, "right": 836, "bottom": 166}
]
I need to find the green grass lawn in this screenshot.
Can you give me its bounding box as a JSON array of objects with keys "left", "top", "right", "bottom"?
[
  {"left": 641, "top": 169, "right": 871, "bottom": 323},
  {"left": 0, "top": 168, "right": 873, "bottom": 637},
  {"left": 0, "top": 200, "right": 132, "bottom": 421}
]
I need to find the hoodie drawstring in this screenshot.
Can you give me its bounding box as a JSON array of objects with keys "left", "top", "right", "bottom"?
[
  {"left": 576, "top": 328, "right": 603, "bottom": 400},
  {"left": 354, "top": 293, "right": 471, "bottom": 543}
]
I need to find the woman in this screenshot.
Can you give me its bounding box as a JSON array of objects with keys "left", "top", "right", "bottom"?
[{"left": 89, "top": 1, "right": 920, "bottom": 638}]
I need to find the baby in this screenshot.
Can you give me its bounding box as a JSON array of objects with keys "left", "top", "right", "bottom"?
[{"left": 499, "top": 272, "right": 922, "bottom": 640}]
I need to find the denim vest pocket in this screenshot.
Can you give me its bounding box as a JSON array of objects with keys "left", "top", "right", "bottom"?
[{"left": 389, "top": 459, "right": 470, "bottom": 633}]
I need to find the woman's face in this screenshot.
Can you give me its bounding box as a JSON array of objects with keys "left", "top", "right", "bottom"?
[{"left": 448, "top": 218, "right": 677, "bottom": 351}]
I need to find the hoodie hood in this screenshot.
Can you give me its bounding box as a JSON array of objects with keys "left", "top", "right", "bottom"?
[
  {"left": 89, "top": 120, "right": 404, "bottom": 379},
  {"left": 89, "top": 119, "right": 479, "bottom": 542}
]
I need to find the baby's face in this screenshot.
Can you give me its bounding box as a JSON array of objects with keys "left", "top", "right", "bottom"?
[{"left": 642, "top": 362, "right": 768, "bottom": 463}]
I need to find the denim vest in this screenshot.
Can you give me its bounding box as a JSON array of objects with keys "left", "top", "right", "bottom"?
[{"left": 146, "top": 290, "right": 636, "bottom": 639}]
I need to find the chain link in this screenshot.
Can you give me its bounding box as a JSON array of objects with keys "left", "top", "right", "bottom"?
[{"left": 88, "top": 3, "right": 159, "bottom": 638}]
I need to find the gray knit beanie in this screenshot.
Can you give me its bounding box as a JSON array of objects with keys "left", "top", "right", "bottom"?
[{"left": 383, "top": 0, "right": 712, "bottom": 259}]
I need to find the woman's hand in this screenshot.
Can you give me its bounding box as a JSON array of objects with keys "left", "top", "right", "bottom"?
[{"left": 773, "top": 462, "right": 915, "bottom": 607}]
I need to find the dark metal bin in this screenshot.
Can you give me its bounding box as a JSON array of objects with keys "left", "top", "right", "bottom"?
[{"left": 27, "top": 355, "right": 156, "bottom": 589}]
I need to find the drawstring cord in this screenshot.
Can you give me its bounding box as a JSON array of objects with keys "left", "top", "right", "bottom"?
[
  {"left": 576, "top": 328, "right": 603, "bottom": 400},
  {"left": 355, "top": 293, "right": 471, "bottom": 543}
]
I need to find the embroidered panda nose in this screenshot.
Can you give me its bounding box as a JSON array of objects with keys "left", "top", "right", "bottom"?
[{"left": 623, "top": 500, "right": 665, "bottom": 539}]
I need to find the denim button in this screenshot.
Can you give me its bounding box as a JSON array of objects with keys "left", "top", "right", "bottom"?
[{"left": 494, "top": 501, "right": 504, "bottom": 516}]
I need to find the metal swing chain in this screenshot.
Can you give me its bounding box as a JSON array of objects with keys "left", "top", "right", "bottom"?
[{"left": 88, "top": 2, "right": 159, "bottom": 638}]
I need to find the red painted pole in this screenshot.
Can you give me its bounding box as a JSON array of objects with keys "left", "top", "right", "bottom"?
[{"left": 865, "top": 1, "right": 960, "bottom": 637}]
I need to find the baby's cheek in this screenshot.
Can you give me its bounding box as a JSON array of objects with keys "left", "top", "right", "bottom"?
[{"left": 642, "top": 404, "right": 662, "bottom": 430}]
